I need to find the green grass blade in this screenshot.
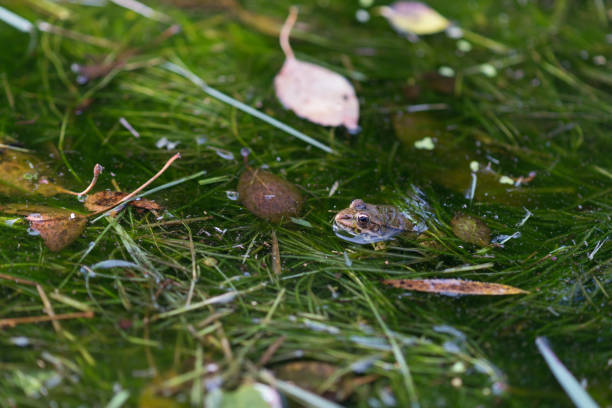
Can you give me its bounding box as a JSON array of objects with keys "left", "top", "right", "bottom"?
[
  {"left": 161, "top": 62, "right": 336, "bottom": 154},
  {"left": 535, "top": 337, "right": 600, "bottom": 408}
]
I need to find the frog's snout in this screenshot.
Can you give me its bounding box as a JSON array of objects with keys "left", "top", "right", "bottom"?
[{"left": 334, "top": 212, "right": 353, "bottom": 224}]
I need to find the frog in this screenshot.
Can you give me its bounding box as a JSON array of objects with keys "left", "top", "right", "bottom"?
[{"left": 333, "top": 199, "right": 427, "bottom": 244}]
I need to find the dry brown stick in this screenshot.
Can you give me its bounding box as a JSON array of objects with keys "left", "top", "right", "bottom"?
[
  {"left": 89, "top": 153, "right": 181, "bottom": 217},
  {"left": 257, "top": 335, "right": 286, "bottom": 367},
  {"left": 271, "top": 230, "right": 282, "bottom": 275},
  {"left": 0, "top": 311, "right": 94, "bottom": 328},
  {"left": 0, "top": 272, "right": 37, "bottom": 286},
  {"left": 0, "top": 273, "right": 61, "bottom": 333},
  {"left": 57, "top": 163, "right": 103, "bottom": 197},
  {"left": 36, "top": 285, "right": 61, "bottom": 333},
  {"left": 138, "top": 216, "right": 213, "bottom": 228}
]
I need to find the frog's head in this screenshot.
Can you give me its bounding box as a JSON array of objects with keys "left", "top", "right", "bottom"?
[{"left": 334, "top": 199, "right": 384, "bottom": 237}]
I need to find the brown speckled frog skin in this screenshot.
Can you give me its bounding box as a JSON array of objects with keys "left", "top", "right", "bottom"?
[{"left": 334, "top": 199, "right": 416, "bottom": 239}]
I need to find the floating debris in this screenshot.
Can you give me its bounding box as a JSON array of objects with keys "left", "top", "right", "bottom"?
[
  {"left": 211, "top": 147, "right": 235, "bottom": 161},
  {"left": 587, "top": 237, "right": 609, "bottom": 261},
  {"left": 274, "top": 7, "right": 360, "bottom": 132},
  {"left": 414, "top": 136, "right": 435, "bottom": 150},
  {"left": 119, "top": 117, "right": 140, "bottom": 138},
  {"left": 491, "top": 231, "right": 521, "bottom": 247},
  {"left": 155, "top": 137, "right": 180, "bottom": 150},
  {"left": 516, "top": 207, "right": 532, "bottom": 227},
  {"left": 328, "top": 180, "right": 340, "bottom": 197}
]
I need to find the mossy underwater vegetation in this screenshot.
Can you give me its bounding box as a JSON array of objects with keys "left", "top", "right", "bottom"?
[{"left": 0, "top": 1, "right": 611, "bottom": 407}]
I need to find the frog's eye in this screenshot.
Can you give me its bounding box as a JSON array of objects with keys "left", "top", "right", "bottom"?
[{"left": 357, "top": 214, "right": 369, "bottom": 225}]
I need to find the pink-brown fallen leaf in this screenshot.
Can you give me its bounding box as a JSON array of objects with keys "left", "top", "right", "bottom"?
[
  {"left": 382, "top": 278, "right": 528, "bottom": 295},
  {"left": 84, "top": 191, "right": 163, "bottom": 213},
  {"left": 274, "top": 7, "right": 359, "bottom": 133},
  {"left": 26, "top": 210, "right": 88, "bottom": 252}
]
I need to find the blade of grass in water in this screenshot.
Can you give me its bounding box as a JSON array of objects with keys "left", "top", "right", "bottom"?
[
  {"left": 535, "top": 337, "right": 599, "bottom": 408},
  {"left": 0, "top": 6, "right": 34, "bottom": 32},
  {"left": 161, "top": 61, "right": 335, "bottom": 155}
]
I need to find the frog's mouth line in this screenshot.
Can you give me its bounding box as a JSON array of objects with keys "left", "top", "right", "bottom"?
[{"left": 332, "top": 223, "right": 397, "bottom": 245}]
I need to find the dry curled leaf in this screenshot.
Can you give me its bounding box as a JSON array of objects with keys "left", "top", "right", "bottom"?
[
  {"left": 382, "top": 278, "right": 527, "bottom": 295},
  {"left": 0, "top": 204, "right": 87, "bottom": 251},
  {"left": 379, "top": 2, "right": 450, "bottom": 36},
  {"left": 26, "top": 210, "right": 87, "bottom": 252},
  {"left": 84, "top": 191, "right": 163, "bottom": 213},
  {"left": 451, "top": 213, "right": 491, "bottom": 246},
  {"left": 274, "top": 7, "right": 359, "bottom": 132}
]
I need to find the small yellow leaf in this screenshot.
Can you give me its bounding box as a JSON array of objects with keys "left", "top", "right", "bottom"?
[
  {"left": 382, "top": 278, "right": 527, "bottom": 295},
  {"left": 379, "top": 2, "right": 450, "bottom": 36}
]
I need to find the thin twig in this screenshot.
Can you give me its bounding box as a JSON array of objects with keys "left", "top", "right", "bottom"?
[
  {"left": 60, "top": 163, "right": 104, "bottom": 196},
  {"left": 271, "top": 230, "right": 282, "bottom": 275},
  {"left": 0, "top": 273, "right": 62, "bottom": 333},
  {"left": 257, "top": 335, "right": 286, "bottom": 367},
  {"left": 0, "top": 311, "right": 94, "bottom": 328},
  {"left": 89, "top": 153, "right": 181, "bottom": 217}
]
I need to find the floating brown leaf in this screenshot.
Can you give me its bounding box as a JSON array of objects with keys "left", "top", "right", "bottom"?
[
  {"left": 84, "top": 191, "right": 163, "bottom": 213},
  {"left": 451, "top": 213, "right": 491, "bottom": 246},
  {"left": 378, "top": 2, "right": 450, "bottom": 36},
  {"left": 1, "top": 204, "right": 87, "bottom": 251},
  {"left": 26, "top": 209, "right": 87, "bottom": 252},
  {"left": 274, "top": 7, "right": 359, "bottom": 132},
  {"left": 0, "top": 149, "right": 67, "bottom": 197},
  {"left": 238, "top": 167, "right": 303, "bottom": 223},
  {"left": 382, "top": 278, "right": 527, "bottom": 295}
]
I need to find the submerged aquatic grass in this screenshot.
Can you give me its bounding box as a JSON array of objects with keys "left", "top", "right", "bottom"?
[{"left": 0, "top": 1, "right": 611, "bottom": 407}]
